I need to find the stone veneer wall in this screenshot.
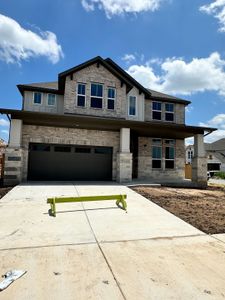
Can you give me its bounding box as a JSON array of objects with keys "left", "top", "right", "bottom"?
[
  {"left": 138, "top": 137, "right": 185, "bottom": 180},
  {"left": 192, "top": 157, "right": 207, "bottom": 187},
  {"left": 64, "top": 63, "right": 127, "bottom": 118},
  {"left": 4, "top": 147, "right": 23, "bottom": 185},
  {"left": 21, "top": 125, "right": 120, "bottom": 181},
  {"left": 145, "top": 100, "right": 185, "bottom": 124},
  {"left": 116, "top": 153, "right": 132, "bottom": 183}
]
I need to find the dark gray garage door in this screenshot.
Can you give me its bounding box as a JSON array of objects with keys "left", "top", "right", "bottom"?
[{"left": 28, "top": 143, "right": 113, "bottom": 181}]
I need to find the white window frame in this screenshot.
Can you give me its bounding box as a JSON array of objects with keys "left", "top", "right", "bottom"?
[
  {"left": 47, "top": 93, "right": 56, "bottom": 106},
  {"left": 188, "top": 151, "right": 191, "bottom": 160},
  {"left": 152, "top": 138, "right": 162, "bottom": 169},
  {"left": 165, "top": 103, "right": 174, "bottom": 122},
  {"left": 128, "top": 96, "right": 137, "bottom": 116},
  {"left": 188, "top": 150, "right": 193, "bottom": 160},
  {"left": 152, "top": 101, "right": 162, "bottom": 120},
  {"left": 164, "top": 139, "right": 175, "bottom": 169},
  {"left": 107, "top": 87, "right": 116, "bottom": 110},
  {"left": 90, "top": 83, "right": 103, "bottom": 109},
  {"left": 33, "top": 92, "right": 42, "bottom": 105},
  {"left": 76, "top": 83, "right": 86, "bottom": 107}
]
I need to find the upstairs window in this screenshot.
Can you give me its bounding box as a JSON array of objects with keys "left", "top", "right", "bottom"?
[
  {"left": 107, "top": 88, "right": 116, "bottom": 110},
  {"left": 165, "top": 139, "right": 175, "bottom": 169},
  {"left": 165, "top": 103, "right": 174, "bottom": 122},
  {"left": 33, "top": 92, "right": 42, "bottom": 105},
  {"left": 188, "top": 150, "right": 193, "bottom": 159},
  {"left": 91, "top": 83, "right": 103, "bottom": 109},
  {"left": 152, "top": 139, "right": 162, "bottom": 169},
  {"left": 77, "top": 83, "right": 86, "bottom": 107},
  {"left": 128, "top": 96, "right": 136, "bottom": 116},
  {"left": 152, "top": 102, "right": 162, "bottom": 120},
  {"left": 47, "top": 94, "right": 56, "bottom": 106}
]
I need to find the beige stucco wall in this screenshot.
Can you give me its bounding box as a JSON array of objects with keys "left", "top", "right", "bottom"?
[
  {"left": 21, "top": 125, "right": 120, "bottom": 181},
  {"left": 145, "top": 100, "right": 185, "bottom": 124},
  {"left": 23, "top": 91, "right": 64, "bottom": 114},
  {"left": 138, "top": 137, "right": 185, "bottom": 180}
]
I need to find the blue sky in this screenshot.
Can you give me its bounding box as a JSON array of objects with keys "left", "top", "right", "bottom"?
[{"left": 0, "top": 0, "right": 225, "bottom": 143}]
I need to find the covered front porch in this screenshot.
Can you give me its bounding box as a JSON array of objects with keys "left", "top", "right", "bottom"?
[
  {"left": 1, "top": 108, "right": 216, "bottom": 187},
  {"left": 119, "top": 126, "right": 216, "bottom": 188}
]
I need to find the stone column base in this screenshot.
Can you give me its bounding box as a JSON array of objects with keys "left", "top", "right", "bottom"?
[
  {"left": 116, "top": 152, "right": 132, "bottom": 183},
  {"left": 4, "top": 147, "right": 23, "bottom": 186},
  {"left": 192, "top": 157, "right": 207, "bottom": 187}
]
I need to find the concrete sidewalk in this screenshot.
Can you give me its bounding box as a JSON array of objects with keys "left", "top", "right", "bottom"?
[{"left": 0, "top": 182, "right": 225, "bottom": 299}]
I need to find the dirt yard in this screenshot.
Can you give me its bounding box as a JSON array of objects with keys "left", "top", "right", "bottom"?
[
  {"left": 0, "top": 187, "right": 12, "bottom": 199},
  {"left": 132, "top": 185, "right": 225, "bottom": 234}
]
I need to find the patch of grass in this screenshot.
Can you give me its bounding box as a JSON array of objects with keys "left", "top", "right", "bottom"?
[{"left": 214, "top": 172, "right": 225, "bottom": 179}]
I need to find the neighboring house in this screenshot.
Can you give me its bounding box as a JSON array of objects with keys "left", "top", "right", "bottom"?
[
  {"left": 185, "top": 139, "right": 225, "bottom": 173},
  {"left": 205, "top": 139, "right": 225, "bottom": 172},
  {"left": 0, "top": 138, "right": 6, "bottom": 155},
  {"left": 0, "top": 56, "right": 216, "bottom": 186},
  {"left": 186, "top": 145, "right": 194, "bottom": 164}
]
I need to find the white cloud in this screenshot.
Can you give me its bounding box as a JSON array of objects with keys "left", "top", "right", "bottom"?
[
  {"left": 200, "top": 0, "right": 225, "bottom": 32},
  {"left": 199, "top": 114, "right": 225, "bottom": 143},
  {"left": 0, "top": 14, "right": 63, "bottom": 64},
  {"left": 81, "top": 0, "right": 164, "bottom": 17},
  {"left": 122, "top": 54, "right": 136, "bottom": 63},
  {"left": 185, "top": 106, "right": 193, "bottom": 113},
  {"left": 126, "top": 52, "right": 225, "bottom": 96},
  {"left": 0, "top": 118, "right": 9, "bottom": 141},
  {"left": 1, "top": 129, "right": 9, "bottom": 135},
  {"left": 185, "top": 137, "right": 194, "bottom": 146},
  {"left": 127, "top": 64, "right": 162, "bottom": 91},
  {"left": 0, "top": 118, "right": 9, "bottom": 127},
  {"left": 0, "top": 129, "right": 9, "bottom": 144}
]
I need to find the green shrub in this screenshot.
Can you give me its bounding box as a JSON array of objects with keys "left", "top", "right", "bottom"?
[{"left": 214, "top": 172, "right": 225, "bottom": 179}]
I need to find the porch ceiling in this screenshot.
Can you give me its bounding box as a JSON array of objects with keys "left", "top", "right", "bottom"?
[{"left": 0, "top": 108, "right": 216, "bottom": 139}]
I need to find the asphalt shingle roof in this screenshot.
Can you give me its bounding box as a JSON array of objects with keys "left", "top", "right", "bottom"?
[{"left": 24, "top": 82, "right": 58, "bottom": 90}]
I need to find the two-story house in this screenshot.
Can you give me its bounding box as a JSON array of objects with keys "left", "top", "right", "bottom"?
[
  {"left": 0, "top": 56, "right": 216, "bottom": 187},
  {"left": 186, "top": 139, "right": 225, "bottom": 174}
]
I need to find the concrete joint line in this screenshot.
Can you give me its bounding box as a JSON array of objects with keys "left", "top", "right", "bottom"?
[
  {"left": 210, "top": 235, "right": 225, "bottom": 245},
  {"left": 99, "top": 233, "right": 207, "bottom": 244},
  {"left": 73, "top": 185, "right": 127, "bottom": 300},
  {"left": 0, "top": 241, "right": 97, "bottom": 252}
]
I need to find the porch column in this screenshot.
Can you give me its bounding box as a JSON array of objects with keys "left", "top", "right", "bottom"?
[
  {"left": 192, "top": 134, "right": 207, "bottom": 187},
  {"left": 117, "top": 128, "right": 132, "bottom": 183},
  {"left": 9, "top": 119, "right": 22, "bottom": 148}
]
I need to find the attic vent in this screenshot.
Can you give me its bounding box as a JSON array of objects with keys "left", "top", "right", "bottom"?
[{"left": 70, "top": 74, "right": 73, "bottom": 80}]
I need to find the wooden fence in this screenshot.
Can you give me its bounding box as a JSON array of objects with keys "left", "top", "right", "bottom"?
[
  {"left": 185, "top": 163, "right": 192, "bottom": 179},
  {"left": 0, "top": 154, "right": 5, "bottom": 181}
]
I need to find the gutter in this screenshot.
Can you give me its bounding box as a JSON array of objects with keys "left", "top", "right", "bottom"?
[{"left": 204, "top": 129, "right": 216, "bottom": 137}]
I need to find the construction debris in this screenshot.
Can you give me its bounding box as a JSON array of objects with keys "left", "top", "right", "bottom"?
[{"left": 0, "top": 270, "right": 26, "bottom": 291}]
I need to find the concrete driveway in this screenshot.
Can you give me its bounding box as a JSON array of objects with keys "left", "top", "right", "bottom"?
[
  {"left": 0, "top": 182, "right": 225, "bottom": 299},
  {"left": 209, "top": 178, "right": 225, "bottom": 185}
]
